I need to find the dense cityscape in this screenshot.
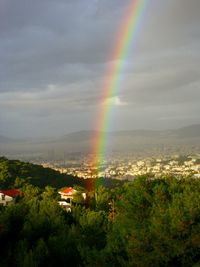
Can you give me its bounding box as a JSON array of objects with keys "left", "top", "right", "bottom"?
[{"left": 35, "top": 154, "right": 200, "bottom": 179}]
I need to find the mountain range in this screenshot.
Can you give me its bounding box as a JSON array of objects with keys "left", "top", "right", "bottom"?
[{"left": 0, "top": 124, "right": 200, "bottom": 158}]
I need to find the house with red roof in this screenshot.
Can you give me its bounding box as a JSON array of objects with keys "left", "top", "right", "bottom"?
[
  {"left": 58, "top": 187, "right": 77, "bottom": 204},
  {"left": 58, "top": 187, "right": 86, "bottom": 211},
  {"left": 0, "top": 189, "right": 21, "bottom": 206}
]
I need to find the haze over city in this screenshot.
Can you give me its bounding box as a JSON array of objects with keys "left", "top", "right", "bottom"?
[{"left": 0, "top": 0, "right": 200, "bottom": 138}]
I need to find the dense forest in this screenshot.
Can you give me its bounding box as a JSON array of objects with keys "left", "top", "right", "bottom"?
[{"left": 1, "top": 157, "right": 200, "bottom": 266}]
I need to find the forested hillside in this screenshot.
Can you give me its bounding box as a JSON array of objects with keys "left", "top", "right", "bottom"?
[
  {"left": 0, "top": 157, "right": 84, "bottom": 189},
  {"left": 0, "top": 157, "right": 121, "bottom": 190},
  {"left": 1, "top": 162, "right": 200, "bottom": 266}
]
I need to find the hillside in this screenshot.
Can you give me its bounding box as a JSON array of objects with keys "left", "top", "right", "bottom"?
[
  {"left": 0, "top": 124, "right": 200, "bottom": 157},
  {"left": 0, "top": 157, "right": 84, "bottom": 189},
  {"left": 0, "top": 157, "right": 121, "bottom": 190}
]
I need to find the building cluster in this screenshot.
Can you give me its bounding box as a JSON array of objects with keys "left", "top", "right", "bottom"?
[
  {"left": 39, "top": 154, "right": 200, "bottom": 180},
  {"left": 0, "top": 186, "right": 85, "bottom": 211}
]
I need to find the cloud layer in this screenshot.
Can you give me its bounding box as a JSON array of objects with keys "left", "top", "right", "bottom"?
[{"left": 0, "top": 0, "right": 200, "bottom": 137}]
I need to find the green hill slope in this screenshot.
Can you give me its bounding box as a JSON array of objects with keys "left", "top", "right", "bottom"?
[
  {"left": 0, "top": 157, "right": 84, "bottom": 189},
  {"left": 0, "top": 157, "right": 122, "bottom": 190}
]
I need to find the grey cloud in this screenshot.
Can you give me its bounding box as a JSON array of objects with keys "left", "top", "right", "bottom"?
[
  {"left": 124, "top": 69, "right": 200, "bottom": 106},
  {"left": 0, "top": 0, "right": 199, "bottom": 137}
]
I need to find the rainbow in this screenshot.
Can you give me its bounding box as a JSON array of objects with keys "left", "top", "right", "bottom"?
[{"left": 91, "top": 0, "right": 147, "bottom": 179}]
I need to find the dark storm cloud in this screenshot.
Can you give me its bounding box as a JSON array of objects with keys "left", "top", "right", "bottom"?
[
  {"left": 0, "top": 0, "right": 130, "bottom": 92},
  {"left": 0, "top": 0, "right": 200, "bottom": 137}
]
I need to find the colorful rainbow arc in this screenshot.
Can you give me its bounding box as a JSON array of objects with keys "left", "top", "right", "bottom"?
[{"left": 91, "top": 0, "right": 147, "bottom": 177}]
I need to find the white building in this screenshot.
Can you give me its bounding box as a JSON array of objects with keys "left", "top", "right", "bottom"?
[{"left": 0, "top": 189, "right": 21, "bottom": 206}]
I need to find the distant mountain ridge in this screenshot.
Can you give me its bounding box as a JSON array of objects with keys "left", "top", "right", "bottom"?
[
  {"left": 173, "top": 124, "right": 200, "bottom": 138},
  {"left": 0, "top": 135, "right": 16, "bottom": 143},
  {"left": 0, "top": 124, "right": 200, "bottom": 156},
  {"left": 56, "top": 130, "right": 102, "bottom": 143},
  {"left": 58, "top": 124, "right": 200, "bottom": 140}
]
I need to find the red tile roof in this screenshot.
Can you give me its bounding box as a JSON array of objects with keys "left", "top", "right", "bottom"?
[
  {"left": 0, "top": 189, "right": 21, "bottom": 198},
  {"left": 61, "top": 187, "right": 75, "bottom": 195}
]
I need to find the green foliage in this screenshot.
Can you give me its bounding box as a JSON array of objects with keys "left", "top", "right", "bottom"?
[
  {"left": 95, "top": 185, "right": 110, "bottom": 211},
  {"left": 78, "top": 209, "right": 109, "bottom": 266},
  {"left": 2, "top": 157, "right": 200, "bottom": 266},
  {"left": 104, "top": 177, "right": 200, "bottom": 267},
  {"left": 0, "top": 157, "right": 123, "bottom": 191},
  {"left": 0, "top": 157, "right": 84, "bottom": 189}
]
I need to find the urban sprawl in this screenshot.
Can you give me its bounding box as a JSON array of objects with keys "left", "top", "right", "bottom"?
[{"left": 34, "top": 154, "right": 200, "bottom": 180}]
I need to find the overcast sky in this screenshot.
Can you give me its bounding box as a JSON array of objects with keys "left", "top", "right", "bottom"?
[{"left": 0, "top": 0, "right": 200, "bottom": 138}]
